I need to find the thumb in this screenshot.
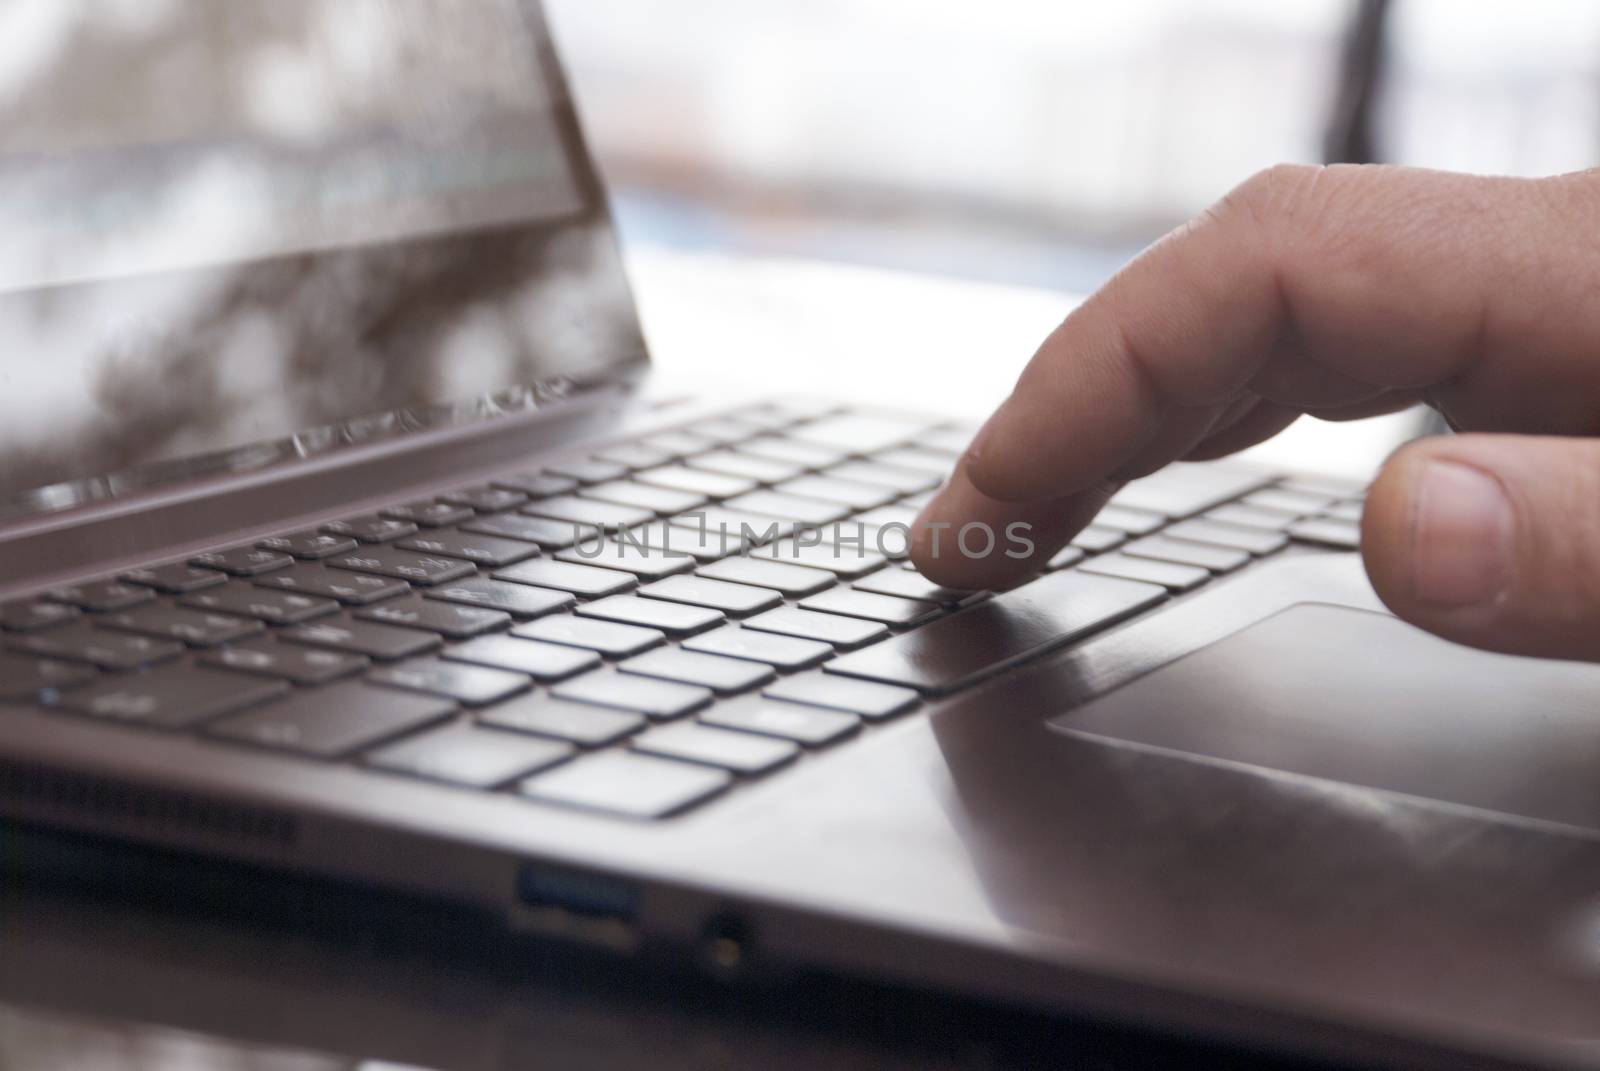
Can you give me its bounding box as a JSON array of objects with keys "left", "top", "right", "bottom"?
[{"left": 1361, "top": 433, "right": 1600, "bottom": 662}]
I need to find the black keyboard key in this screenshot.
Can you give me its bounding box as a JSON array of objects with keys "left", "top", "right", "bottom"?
[
  {"left": 788, "top": 413, "right": 931, "bottom": 453},
  {"left": 1046, "top": 545, "right": 1086, "bottom": 570},
  {"left": 735, "top": 437, "right": 845, "bottom": 469},
  {"left": 1123, "top": 536, "right": 1250, "bottom": 574},
  {"left": 425, "top": 578, "right": 574, "bottom": 619},
  {"left": 634, "top": 465, "right": 757, "bottom": 500},
  {"left": 355, "top": 595, "right": 510, "bottom": 640},
  {"left": 575, "top": 595, "right": 725, "bottom": 637},
  {"left": 255, "top": 565, "right": 410, "bottom": 606},
  {"left": 365, "top": 723, "right": 572, "bottom": 788},
  {"left": 1070, "top": 526, "right": 1126, "bottom": 554},
  {"left": 776, "top": 475, "right": 896, "bottom": 511},
  {"left": 180, "top": 586, "right": 339, "bottom": 625},
  {"left": 619, "top": 648, "right": 775, "bottom": 695},
  {"left": 1203, "top": 504, "right": 1296, "bottom": 531},
  {"left": 555, "top": 540, "right": 696, "bottom": 579},
  {"left": 200, "top": 641, "right": 368, "bottom": 686},
  {"left": 629, "top": 521, "right": 748, "bottom": 563},
  {"left": 188, "top": 547, "right": 295, "bottom": 577},
  {"left": 695, "top": 556, "right": 834, "bottom": 597},
  {"left": 205, "top": 682, "right": 455, "bottom": 758},
  {"left": 54, "top": 667, "right": 287, "bottom": 729},
  {"left": 638, "top": 576, "right": 781, "bottom": 617},
  {"left": 688, "top": 416, "right": 763, "bottom": 445},
  {"left": 1243, "top": 488, "right": 1338, "bottom": 517},
  {"left": 826, "top": 460, "right": 940, "bottom": 495},
  {"left": 639, "top": 430, "right": 716, "bottom": 458},
  {"left": 399, "top": 530, "right": 539, "bottom": 568},
  {"left": 320, "top": 515, "right": 418, "bottom": 543},
  {"left": 381, "top": 500, "right": 475, "bottom": 527},
  {"left": 479, "top": 695, "right": 644, "bottom": 747},
  {"left": 514, "top": 616, "right": 665, "bottom": 658},
  {"left": 520, "top": 751, "right": 730, "bottom": 819},
  {"left": 440, "top": 485, "right": 529, "bottom": 513},
  {"left": 742, "top": 606, "right": 888, "bottom": 650},
  {"left": 593, "top": 441, "right": 677, "bottom": 470},
  {"left": 99, "top": 606, "right": 265, "bottom": 647},
  {"left": 631, "top": 723, "right": 797, "bottom": 775},
  {"left": 581, "top": 480, "right": 707, "bottom": 516},
  {"left": 1078, "top": 554, "right": 1210, "bottom": 593},
  {"left": 0, "top": 652, "right": 96, "bottom": 701},
  {"left": 1110, "top": 463, "right": 1273, "bottom": 519},
  {"left": 552, "top": 671, "right": 713, "bottom": 720},
  {"left": 825, "top": 570, "right": 1166, "bottom": 696},
  {"left": 445, "top": 634, "right": 600, "bottom": 682},
  {"left": 755, "top": 537, "right": 886, "bottom": 578},
  {"left": 726, "top": 405, "right": 802, "bottom": 432},
  {"left": 44, "top": 580, "right": 155, "bottom": 613},
  {"left": 874, "top": 446, "right": 958, "bottom": 475},
  {"left": 798, "top": 588, "right": 939, "bottom": 628},
  {"left": 726, "top": 491, "right": 850, "bottom": 526},
  {"left": 668, "top": 507, "right": 795, "bottom": 545},
  {"left": 369, "top": 658, "right": 529, "bottom": 706},
  {"left": 1166, "top": 519, "right": 1289, "bottom": 556},
  {"left": 1288, "top": 517, "right": 1362, "bottom": 550},
  {"left": 682, "top": 626, "right": 832, "bottom": 670},
  {"left": 281, "top": 619, "right": 441, "bottom": 661},
  {"left": 9, "top": 625, "right": 184, "bottom": 671},
  {"left": 256, "top": 531, "right": 360, "bottom": 560},
  {"left": 0, "top": 601, "right": 80, "bottom": 633},
  {"left": 494, "top": 559, "right": 637, "bottom": 598},
  {"left": 701, "top": 701, "right": 859, "bottom": 747},
  {"left": 327, "top": 548, "right": 475, "bottom": 586},
  {"left": 1281, "top": 475, "right": 1368, "bottom": 498},
  {"left": 462, "top": 513, "right": 578, "bottom": 549},
  {"left": 120, "top": 563, "right": 227, "bottom": 594},
  {"left": 491, "top": 471, "right": 581, "bottom": 498},
  {"left": 909, "top": 429, "right": 968, "bottom": 456},
  {"left": 1089, "top": 506, "right": 1166, "bottom": 536},
  {"left": 523, "top": 495, "right": 655, "bottom": 532},
  {"left": 763, "top": 673, "right": 920, "bottom": 720},
  {"left": 851, "top": 569, "right": 976, "bottom": 606},
  {"left": 544, "top": 458, "right": 629, "bottom": 485},
  {"left": 687, "top": 450, "right": 802, "bottom": 484}
]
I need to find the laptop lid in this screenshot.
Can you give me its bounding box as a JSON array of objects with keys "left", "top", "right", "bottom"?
[{"left": 0, "top": 0, "right": 647, "bottom": 522}]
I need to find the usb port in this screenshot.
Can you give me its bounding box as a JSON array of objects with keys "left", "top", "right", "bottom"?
[{"left": 517, "top": 862, "right": 638, "bottom": 921}]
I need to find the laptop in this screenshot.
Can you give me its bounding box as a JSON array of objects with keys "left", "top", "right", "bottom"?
[{"left": 3, "top": 5, "right": 1599, "bottom": 1069}]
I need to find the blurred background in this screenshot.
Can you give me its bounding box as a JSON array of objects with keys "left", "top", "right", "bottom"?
[{"left": 546, "top": 0, "right": 1600, "bottom": 474}]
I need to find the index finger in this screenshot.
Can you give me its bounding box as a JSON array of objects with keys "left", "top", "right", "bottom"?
[{"left": 912, "top": 163, "right": 1600, "bottom": 587}]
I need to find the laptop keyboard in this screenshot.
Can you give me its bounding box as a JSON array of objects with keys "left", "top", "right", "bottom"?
[{"left": 0, "top": 401, "right": 1366, "bottom": 821}]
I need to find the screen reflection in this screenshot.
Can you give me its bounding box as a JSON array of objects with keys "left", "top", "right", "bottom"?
[{"left": 0, "top": 0, "right": 647, "bottom": 517}]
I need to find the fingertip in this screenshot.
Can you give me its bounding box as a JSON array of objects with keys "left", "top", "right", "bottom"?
[{"left": 908, "top": 466, "right": 1115, "bottom": 590}]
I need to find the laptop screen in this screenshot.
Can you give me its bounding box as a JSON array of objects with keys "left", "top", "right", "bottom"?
[{"left": 0, "top": 0, "right": 647, "bottom": 519}]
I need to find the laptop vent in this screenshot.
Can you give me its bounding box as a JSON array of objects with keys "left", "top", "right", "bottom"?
[{"left": 0, "top": 760, "right": 298, "bottom": 850}]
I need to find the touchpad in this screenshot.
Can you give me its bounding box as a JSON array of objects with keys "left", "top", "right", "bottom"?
[{"left": 1054, "top": 604, "right": 1600, "bottom": 830}]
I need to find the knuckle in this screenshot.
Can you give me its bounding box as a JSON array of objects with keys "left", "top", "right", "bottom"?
[{"left": 1219, "top": 163, "right": 1328, "bottom": 238}]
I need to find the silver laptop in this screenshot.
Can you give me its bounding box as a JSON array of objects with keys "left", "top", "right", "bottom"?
[{"left": 4, "top": 5, "right": 1600, "bottom": 1069}]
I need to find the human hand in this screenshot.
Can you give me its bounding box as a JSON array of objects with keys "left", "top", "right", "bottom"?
[{"left": 911, "top": 164, "right": 1600, "bottom": 662}]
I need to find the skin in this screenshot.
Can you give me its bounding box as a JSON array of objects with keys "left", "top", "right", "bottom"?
[{"left": 911, "top": 163, "right": 1600, "bottom": 663}]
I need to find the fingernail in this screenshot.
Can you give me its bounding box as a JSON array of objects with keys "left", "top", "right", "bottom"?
[{"left": 1410, "top": 460, "right": 1513, "bottom": 607}]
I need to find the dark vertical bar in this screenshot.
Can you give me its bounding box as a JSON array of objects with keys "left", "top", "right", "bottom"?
[{"left": 1323, "top": 0, "right": 1392, "bottom": 164}]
